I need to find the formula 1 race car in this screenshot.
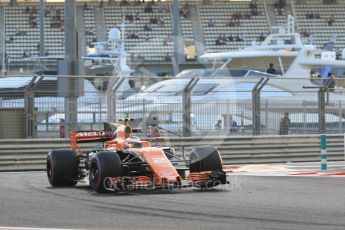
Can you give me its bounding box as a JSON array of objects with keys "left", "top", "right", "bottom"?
[{"left": 46, "top": 120, "right": 227, "bottom": 193}]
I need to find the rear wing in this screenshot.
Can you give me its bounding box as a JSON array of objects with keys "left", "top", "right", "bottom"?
[{"left": 69, "top": 130, "right": 114, "bottom": 155}]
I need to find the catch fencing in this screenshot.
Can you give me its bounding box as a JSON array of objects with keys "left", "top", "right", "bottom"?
[{"left": 0, "top": 74, "right": 344, "bottom": 139}]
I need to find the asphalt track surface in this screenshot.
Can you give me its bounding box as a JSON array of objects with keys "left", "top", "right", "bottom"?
[{"left": 0, "top": 172, "right": 344, "bottom": 230}]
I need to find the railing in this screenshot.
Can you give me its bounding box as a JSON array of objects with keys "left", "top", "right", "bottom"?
[{"left": 0, "top": 75, "right": 344, "bottom": 138}]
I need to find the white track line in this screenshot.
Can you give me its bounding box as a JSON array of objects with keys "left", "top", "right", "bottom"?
[
  {"left": 0, "top": 227, "right": 86, "bottom": 230},
  {"left": 0, "top": 172, "right": 42, "bottom": 174}
]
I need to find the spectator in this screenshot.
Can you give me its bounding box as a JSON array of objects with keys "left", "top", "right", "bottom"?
[
  {"left": 137, "top": 53, "right": 145, "bottom": 61},
  {"left": 324, "top": 73, "right": 336, "bottom": 91},
  {"left": 314, "top": 12, "right": 320, "bottom": 19},
  {"left": 306, "top": 11, "right": 314, "bottom": 19},
  {"left": 208, "top": 19, "right": 214, "bottom": 27},
  {"left": 180, "top": 2, "right": 190, "bottom": 18},
  {"left": 59, "top": 119, "right": 65, "bottom": 138},
  {"left": 8, "top": 36, "right": 14, "bottom": 43},
  {"left": 266, "top": 63, "right": 277, "bottom": 75},
  {"left": 126, "top": 14, "right": 134, "bottom": 23},
  {"left": 215, "top": 120, "right": 222, "bottom": 131},
  {"left": 163, "top": 34, "right": 172, "bottom": 46},
  {"left": 159, "top": 5, "right": 169, "bottom": 13},
  {"left": 279, "top": 112, "right": 290, "bottom": 135},
  {"left": 258, "top": 33, "right": 265, "bottom": 42},
  {"left": 244, "top": 12, "right": 251, "bottom": 19},
  {"left": 235, "top": 34, "right": 244, "bottom": 42},
  {"left": 274, "top": 0, "right": 286, "bottom": 9},
  {"left": 301, "top": 29, "right": 310, "bottom": 38},
  {"left": 229, "top": 115, "right": 238, "bottom": 133},
  {"left": 24, "top": 6, "right": 31, "bottom": 14},
  {"left": 164, "top": 53, "right": 171, "bottom": 62},
  {"left": 158, "top": 16, "right": 165, "bottom": 26},
  {"left": 232, "top": 12, "right": 242, "bottom": 20},
  {"left": 128, "top": 31, "right": 139, "bottom": 39},
  {"left": 327, "top": 14, "right": 335, "bottom": 26},
  {"left": 15, "top": 28, "right": 22, "bottom": 36},
  {"left": 135, "top": 12, "right": 140, "bottom": 20},
  {"left": 31, "top": 6, "right": 37, "bottom": 14},
  {"left": 249, "top": 0, "right": 257, "bottom": 10},
  {"left": 23, "top": 50, "right": 30, "bottom": 58},
  {"left": 239, "top": 34, "right": 244, "bottom": 42},
  {"left": 215, "top": 34, "right": 226, "bottom": 45},
  {"left": 148, "top": 117, "right": 160, "bottom": 137},
  {"left": 149, "top": 16, "right": 158, "bottom": 24},
  {"left": 228, "top": 34, "right": 234, "bottom": 42},
  {"left": 249, "top": 1, "right": 258, "bottom": 16},
  {"left": 144, "top": 24, "right": 152, "bottom": 32},
  {"left": 144, "top": 3, "right": 153, "bottom": 13},
  {"left": 308, "top": 34, "right": 315, "bottom": 45},
  {"left": 226, "top": 19, "right": 236, "bottom": 27},
  {"left": 144, "top": 33, "right": 150, "bottom": 41},
  {"left": 85, "top": 30, "right": 94, "bottom": 36}
]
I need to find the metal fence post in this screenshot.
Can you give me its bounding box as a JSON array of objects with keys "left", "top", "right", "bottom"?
[
  {"left": 24, "top": 91, "right": 35, "bottom": 138},
  {"left": 252, "top": 77, "right": 269, "bottom": 135},
  {"left": 318, "top": 87, "right": 326, "bottom": 134},
  {"left": 24, "top": 75, "right": 43, "bottom": 138},
  {"left": 182, "top": 77, "right": 199, "bottom": 137},
  {"left": 106, "top": 77, "right": 125, "bottom": 123},
  {"left": 303, "top": 86, "right": 327, "bottom": 134}
]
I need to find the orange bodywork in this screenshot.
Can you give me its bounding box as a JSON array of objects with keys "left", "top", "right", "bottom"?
[
  {"left": 133, "top": 147, "right": 182, "bottom": 185},
  {"left": 188, "top": 172, "right": 213, "bottom": 183}
]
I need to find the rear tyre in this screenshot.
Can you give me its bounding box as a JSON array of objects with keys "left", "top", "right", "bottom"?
[
  {"left": 189, "top": 145, "right": 223, "bottom": 173},
  {"left": 89, "top": 151, "right": 122, "bottom": 193},
  {"left": 47, "top": 150, "right": 78, "bottom": 187}
]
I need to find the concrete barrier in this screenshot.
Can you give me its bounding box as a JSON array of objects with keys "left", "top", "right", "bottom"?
[{"left": 0, "top": 134, "right": 344, "bottom": 171}]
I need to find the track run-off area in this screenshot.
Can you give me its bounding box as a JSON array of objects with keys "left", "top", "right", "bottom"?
[{"left": 1, "top": 163, "right": 345, "bottom": 230}]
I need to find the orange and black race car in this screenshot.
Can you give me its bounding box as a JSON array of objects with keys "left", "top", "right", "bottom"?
[{"left": 47, "top": 120, "right": 227, "bottom": 193}]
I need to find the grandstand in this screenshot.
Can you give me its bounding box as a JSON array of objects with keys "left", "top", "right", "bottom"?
[{"left": 0, "top": 0, "right": 345, "bottom": 74}]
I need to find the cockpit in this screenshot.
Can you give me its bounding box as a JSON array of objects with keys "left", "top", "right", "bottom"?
[{"left": 125, "top": 136, "right": 142, "bottom": 148}]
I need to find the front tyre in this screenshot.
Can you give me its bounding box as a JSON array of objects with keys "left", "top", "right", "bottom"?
[
  {"left": 47, "top": 150, "right": 78, "bottom": 187},
  {"left": 189, "top": 145, "right": 223, "bottom": 173},
  {"left": 189, "top": 145, "right": 227, "bottom": 187},
  {"left": 89, "top": 151, "right": 122, "bottom": 193}
]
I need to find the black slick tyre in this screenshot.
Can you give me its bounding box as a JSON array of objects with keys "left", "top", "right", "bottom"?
[
  {"left": 89, "top": 151, "right": 122, "bottom": 193},
  {"left": 47, "top": 150, "right": 78, "bottom": 187},
  {"left": 189, "top": 145, "right": 223, "bottom": 172}
]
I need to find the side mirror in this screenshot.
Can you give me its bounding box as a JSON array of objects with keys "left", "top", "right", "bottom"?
[{"left": 132, "top": 128, "right": 143, "bottom": 133}]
